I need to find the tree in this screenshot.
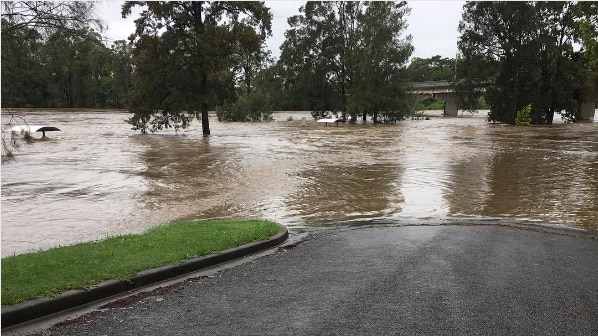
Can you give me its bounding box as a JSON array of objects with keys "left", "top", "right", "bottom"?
[
  {"left": 278, "top": 1, "right": 413, "bottom": 122},
  {"left": 252, "top": 62, "right": 287, "bottom": 110},
  {"left": 407, "top": 55, "right": 456, "bottom": 82},
  {"left": 457, "top": 1, "right": 597, "bottom": 125},
  {"left": 122, "top": 1, "right": 272, "bottom": 135},
  {"left": 40, "top": 27, "right": 114, "bottom": 108},
  {"left": 1, "top": 18, "right": 45, "bottom": 107},
  {"left": 572, "top": 2, "right": 598, "bottom": 112},
  {"left": 1, "top": 1, "right": 103, "bottom": 37},
  {"left": 216, "top": 49, "right": 276, "bottom": 122},
  {"left": 349, "top": 1, "right": 413, "bottom": 123},
  {"left": 1, "top": 2, "right": 105, "bottom": 108},
  {"left": 457, "top": 2, "right": 537, "bottom": 124},
  {"left": 107, "top": 40, "right": 134, "bottom": 108},
  {"left": 574, "top": 2, "right": 598, "bottom": 71},
  {"left": 1, "top": 20, "right": 120, "bottom": 109}
]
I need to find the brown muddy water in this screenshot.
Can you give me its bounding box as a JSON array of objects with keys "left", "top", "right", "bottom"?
[{"left": 2, "top": 110, "right": 597, "bottom": 256}]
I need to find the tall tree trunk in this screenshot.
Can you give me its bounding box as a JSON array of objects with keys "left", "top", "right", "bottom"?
[
  {"left": 202, "top": 104, "right": 210, "bottom": 136},
  {"left": 245, "top": 65, "right": 252, "bottom": 93},
  {"left": 200, "top": 67, "right": 210, "bottom": 135},
  {"left": 193, "top": 2, "right": 210, "bottom": 135}
]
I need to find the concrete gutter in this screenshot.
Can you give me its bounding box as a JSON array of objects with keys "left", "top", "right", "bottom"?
[{"left": 1, "top": 225, "right": 289, "bottom": 329}]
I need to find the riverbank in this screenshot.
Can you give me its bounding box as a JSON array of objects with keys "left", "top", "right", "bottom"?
[{"left": 1, "top": 219, "right": 283, "bottom": 306}]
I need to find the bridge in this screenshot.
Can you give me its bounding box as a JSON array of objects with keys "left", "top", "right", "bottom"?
[
  {"left": 410, "top": 81, "right": 459, "bottom": 117},
  {"left": 410, "top": 80, "right": 597, "bottom": 121}
]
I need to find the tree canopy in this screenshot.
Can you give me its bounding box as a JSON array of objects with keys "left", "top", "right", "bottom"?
[
  {"left": 1, "top": 18, "right": 131, "bottom": 108},
  {"left": 122, "top": 1, "right": 272, "bottom": 135},
  {"left": 407, "top": 55, "right": 456, "bottom": 82},
  {"left": 277, "top": 1, "right": 413, "bottom": 122},
  {"left": 1, "top": 1, "right": 132, "bottom": 109},
  {"left": 1, "top": 1, "right": 103, "bottom": 37},
  {"left": 457, "top": 1, "right": 598, "bottom": 124}
]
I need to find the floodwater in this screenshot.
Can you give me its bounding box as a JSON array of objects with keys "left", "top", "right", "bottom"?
[{"left": 2, "top": 110, "right": 597, "bottom": 256}]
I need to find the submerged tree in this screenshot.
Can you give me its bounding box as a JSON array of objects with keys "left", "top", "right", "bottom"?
[
  {"left": 215, "top": 49, "right": 276, "bottom": 122},
  {"left": 278, "top": 1, "right": 413, "bottom": 122},
  {"left": 457, "top": 1, "right": 597, "bottom": 124},
  {"left": 122, "top": 1, "right": 272, "bottom": 135},
  {"left": 349, "top": 1, "right": 413, "bottom": 123}
]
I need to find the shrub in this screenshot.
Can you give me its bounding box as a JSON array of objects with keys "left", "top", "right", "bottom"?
[
  {"left": 515, "top": 104, "right": 532, "bottom": 126},
  {"left": 216, "top": 90, "right": 273, "bottom": 122}
]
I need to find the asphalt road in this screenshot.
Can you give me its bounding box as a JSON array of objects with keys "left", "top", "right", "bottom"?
[{"left": 26, "top": 224, "right": 598, "bottom": 335}]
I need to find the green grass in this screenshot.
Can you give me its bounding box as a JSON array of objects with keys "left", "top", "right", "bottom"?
[{"left": 1, "top": 219, "right": 282, "bottom": 306}]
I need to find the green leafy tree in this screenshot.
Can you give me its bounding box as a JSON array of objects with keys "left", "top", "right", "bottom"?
[
  {"left": 457, "top": 2, "right": 538, "bottom": 124},
  {"left": 278, "top": 1, "right": 413, "bottom": 122},
  {"left": 457, "top": 1, "right": 596, "bottom": 125},
  {"left": 349, "top": 1, "right": 413, "bottom": 123},
  {"left": 574, "top": 2, "right": 598, "bottom": 71},
  {"left": 106, "top": 40, "right": 134, "bottom": 108},
  {"left": 122, "top": 1, "right": 272, "bottom": 135},
  {"left": 1, "top": 1, "right": 105, "bottom": 108},
  {"left": 40, "top": 28, "right": 114, "bottom": 108},
  {"left": 252, "top": 63, "right": 287, "bottom": 110},
  {"left": 1, "top": 2, "right": 131, "bottom": 109},
  {"left": 278, "top": 2, "right": 356, "bottom": 116},
  {"left": 407, "top": 55, "right": 456, "bottom": 82},
  {"left": 572, "top": 2, "right": 598, "bottom": 112},
  {"left": 1, "top": 18, "right": 46, "bottom": 107},
  {"left": 216, "top": 46, "right": 276, "bottom": 122},
  {"left": 216, "top": 90, "right": 273, "bottom": 122},
  {"left": 515, "top": 103, "right": 532, "bottom": 126}
]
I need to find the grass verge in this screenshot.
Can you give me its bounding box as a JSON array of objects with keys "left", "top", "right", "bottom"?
[{"left": 1, "top": 219, "right": 282, "bottom": 306}]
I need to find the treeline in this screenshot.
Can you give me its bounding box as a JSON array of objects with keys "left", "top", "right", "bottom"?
[
  {"left": 457, "top": 2, "right": 598, "bottom": 124},
  {"left": 0, "top": 1, "right": 454, "bottom": 115},
  {"left": 2, "top": 1, "right": 597, "bottom": 130},
  {"left": 1, "top": 19, "right": 132, "bottom": 109}
]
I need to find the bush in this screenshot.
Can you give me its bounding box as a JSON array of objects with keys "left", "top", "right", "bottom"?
[
  {"left": 417, "top": 98, "right": 444, "bottom": 110},
  {"left": 216, "top": 91, "right": 273, "bottom": 122},
  {"left": 515, "top": 104, "right": 532, "bottom": 126}
]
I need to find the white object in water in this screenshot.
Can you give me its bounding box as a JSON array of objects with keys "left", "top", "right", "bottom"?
[
  {"left": 11, "top": 125, "right": 61, "bottom": 138},
  {"left": 317, "top": 118, "right": 343, "bottom": 126}
]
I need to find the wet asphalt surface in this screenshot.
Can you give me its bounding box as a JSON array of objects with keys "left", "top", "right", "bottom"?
[{"left": 21, "top": 224, "right": 598, "bottom": 335}]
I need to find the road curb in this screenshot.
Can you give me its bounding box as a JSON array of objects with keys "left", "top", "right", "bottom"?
[{"left": 1, "top": 225, "right": 289, "bottom": 329}]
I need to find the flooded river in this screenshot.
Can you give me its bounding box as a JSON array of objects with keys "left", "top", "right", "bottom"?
[{"left": 2, "top": 110, "right": 597, "bottom": 256}]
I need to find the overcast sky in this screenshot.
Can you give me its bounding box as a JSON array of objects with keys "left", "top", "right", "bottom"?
[{"left": 98, "top": 1, "right": 464, "bottom": 61}]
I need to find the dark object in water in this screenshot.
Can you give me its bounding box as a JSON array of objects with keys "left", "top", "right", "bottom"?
[
  {"left": 35, "top": 126, "right": 61, "bottom": 138},
  {"left": 11, "top": 125, "right": 61, "bottom": 138}
]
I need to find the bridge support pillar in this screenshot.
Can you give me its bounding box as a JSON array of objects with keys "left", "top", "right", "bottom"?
[
  {"left": 580, "top": 102, "right": 595, "bottom": 121},
  {"left": 434, "top": 92, "right": 458, "bottom": 116}
]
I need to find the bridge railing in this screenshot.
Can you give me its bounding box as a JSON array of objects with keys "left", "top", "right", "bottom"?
[
  {"left": 410, "top": 78, "right": 496, "bottom": 92},
  {"left": 411, "top": 81, "right": 452, "bottom": 89}
]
